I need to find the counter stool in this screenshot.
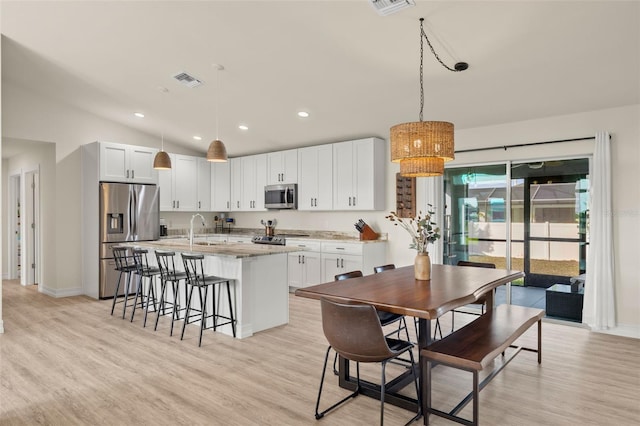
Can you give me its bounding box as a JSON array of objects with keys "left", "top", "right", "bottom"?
[
  {"left": 154, "top": 250, "right": 189, "bottom": 336},
  {"left": 131, "top": 248, "right": 161, "bottom": 327},
  {"left": 111, "top": 246, "right": 137, "bottom": 319},
  {"left": 181, "top": 253, "right": 236, "bottom": 346}
]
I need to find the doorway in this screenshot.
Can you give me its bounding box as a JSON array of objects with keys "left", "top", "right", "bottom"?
[{"left": 7, "top": 168, "right": 40, "bottom": 286}]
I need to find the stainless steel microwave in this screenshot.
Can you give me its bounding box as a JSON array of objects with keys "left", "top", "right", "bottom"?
[{"left": 264, "top": 183, "right": 297, "bottom": 209}]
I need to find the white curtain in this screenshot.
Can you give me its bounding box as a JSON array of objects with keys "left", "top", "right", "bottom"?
[
  {"left": 422, "top": 175, "right": 444, "bottom": 264},
  {"left": 583, "top": 131, "right": 616, "bottom": 330}
]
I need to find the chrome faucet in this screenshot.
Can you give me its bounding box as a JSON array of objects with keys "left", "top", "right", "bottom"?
[{"left": 189, "top": 213, "right": 206, "bottom": 250}]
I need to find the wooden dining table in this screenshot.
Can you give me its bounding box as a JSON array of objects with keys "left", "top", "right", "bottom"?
[{"left": 294, "top": 264, "right": 525, "bottom": 421}]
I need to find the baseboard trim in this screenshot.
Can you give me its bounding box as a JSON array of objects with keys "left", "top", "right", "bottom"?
[
  {"left": 40, "top": 286, "right": 84, "bottom": 298},
  {"left": 590, "top": 324, "right": 640, "bottom": 339}
]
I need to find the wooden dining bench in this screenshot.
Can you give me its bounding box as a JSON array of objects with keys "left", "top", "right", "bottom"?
[{"left": 422, "top": 304, "right": 545, "bottom": 426}]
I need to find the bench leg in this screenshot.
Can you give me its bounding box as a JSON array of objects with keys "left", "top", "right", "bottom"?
[{"left": 538, "top": 319, "right": 542, "bottom": 364}]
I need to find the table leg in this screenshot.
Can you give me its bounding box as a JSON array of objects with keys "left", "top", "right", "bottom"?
[{"left": 417, "top": 318, "right": 431, "bottom": 425}]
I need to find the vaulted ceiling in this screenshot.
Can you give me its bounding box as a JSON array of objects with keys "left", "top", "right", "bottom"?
[{"left": 2, "top": 1, "right": 639, "bottom": 158}]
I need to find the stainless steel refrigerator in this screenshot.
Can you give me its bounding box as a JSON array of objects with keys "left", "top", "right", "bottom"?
[{"left": 99, "top": 182, "right": 159, "bottom": 299}]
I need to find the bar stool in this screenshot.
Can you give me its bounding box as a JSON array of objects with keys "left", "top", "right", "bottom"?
[
  {"left": 111, "top": 246, "right": 137, "bottom": 319},
  {"left": 180, "top": 253, "right": 236, "bottom": 346},
  {"left": 154, "top": 250, "right": 189, "bottom": 336},
  {"left": 130, "top": 247, "right": 161, "bottom": 327}
]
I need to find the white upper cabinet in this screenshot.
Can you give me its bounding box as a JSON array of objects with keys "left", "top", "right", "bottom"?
[
  {"left": 298, "top": 144, "right": 333, "bottom": 211},
  {"left": 230, "top": 158, "right": 243, "bottom": 212},
  {"left": 173, "top": 154, "right": 198, "bottom": 211},
  {"left": 158, "top": 153, "right": 175, "bottom": 211},
  {"left": 99, "top": 142, "right": 158, "bottom": 184},
  {"left": 159, "top": 154, "right": 211, "bottom": 212},
  {"left": 332, "top": 137, "right": 385, "bottom": 211},
  {"left": 211, "top": 160, "right": 231, "bottom": 212},
  {"left": 267, "top": 149, "right": 298, "bottom": 185},
  {"left": 196, "top": 158, "right": 211, "bottom": 211},
  {"left": 241, "top": 154, "right": 267, "bottom": 211}
]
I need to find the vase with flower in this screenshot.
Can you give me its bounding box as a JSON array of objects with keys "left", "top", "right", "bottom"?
[{"left": 386, "top": 205, "right": 441, "bottom": 280}]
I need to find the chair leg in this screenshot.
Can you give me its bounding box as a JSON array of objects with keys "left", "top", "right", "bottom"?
[
  {"left": 180, "top": 285, "right": 195, "bottom": 341},
  {"left": 170, "top": 281, "right": 180, "bottom": 337},
  {"left": 315, "top": 347, "right": 359, "bottom": 420},
  {"left": 122, "top": 272, "right": 132, "bottom": 319},
  {"left": 434, "top": 318, "right": 443, "bottom": 340},
  {"left": 154, "top": 279, "right": 167, "bottom": 331},
  {"left": 380, "top": 361, "right": 387, "bottom": 426},
  {"left": 110, "top": 271, "right": 123, "bottom": 315},
  {"left": 143, "top": 276, "right": 155, "bottom": 328},
  {"left": 130, "top": 274, "right": 143, "bottom": 322},
  {"left": 198, "top": 286, "right": 207, "bottom": 347},
  {"left": 226, "top": 281, "right": 236, "bottom": 337}
]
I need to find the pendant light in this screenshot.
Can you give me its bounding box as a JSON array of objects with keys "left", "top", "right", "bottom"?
[
  {"left": 207, "top": 64, "right": 228, "bottom": 162},
  {"left": 153, "top": 133, "right": 172, "bottom": 170},
  {"left": 390, "top": 18, "right": 468, "bottom": 177}
]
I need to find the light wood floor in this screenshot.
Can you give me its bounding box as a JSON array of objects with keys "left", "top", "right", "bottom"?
[{"left": 1, "top": 279, "right": 639, "bottom": 425}]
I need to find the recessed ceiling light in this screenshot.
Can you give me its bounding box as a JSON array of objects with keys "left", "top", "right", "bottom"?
[
  {"left": 238, "top": 125, "right": 249, "bottom": 131},
  {"left": 297, "top": 111, "right": 310, "bottom": 118},
  {"left": 134, "top": 112, "right": 145, "bottom": 118},
  {"left": 193, "top": 136, "right": 202, "bottom": 141}
]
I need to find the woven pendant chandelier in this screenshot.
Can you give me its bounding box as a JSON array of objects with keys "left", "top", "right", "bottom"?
[
  {"left": 207, "top": 64, "right": 228, "bottom": 162},
  {"left": 390, "top": 18, "right": 468, "bottom": 177},
  {"left": 153, "top": 134, "right": 172, "bottom": 170}
]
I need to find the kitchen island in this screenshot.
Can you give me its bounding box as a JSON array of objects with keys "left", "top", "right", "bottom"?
[{"left": 129, "top": 239, "right": 299, "bottom": 339}]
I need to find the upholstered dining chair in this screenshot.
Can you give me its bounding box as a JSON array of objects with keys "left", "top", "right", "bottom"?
[
  {"left": 332, "top": 270, "right": 411, "bottom": 375},
  {"left": 315, "top": 297, "right": 420, "bottom": 425}
]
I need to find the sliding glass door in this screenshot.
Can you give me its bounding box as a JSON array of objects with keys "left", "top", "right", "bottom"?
[
  {"left": 444, "top": 158, "right": 589, "bottom": 306},
  {"left": 443, "top": 164, "right": 508, "bottom": 268},
  {"left": 510, "top": 159, "right": 589, "bottom": 287}
]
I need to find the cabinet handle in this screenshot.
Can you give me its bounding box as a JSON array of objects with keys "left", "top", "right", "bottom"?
[
  {"left": 302, "top": 255, "right": 305, "bottom": 264},
  {"left": 198, "top": 201, "right": 201, "bottom": 209},
  {"left": 310, "top": 197, "right": 313, "bottom": 207},
  {"left": 227, "top": 201, "right": 230, "bottom": 209},
  {"left": 172, "top": 200, "right": 175, "bottom": 208},
  {"left": 352, "top": 196, "right": 356, "bottom": 206},
  {"left": 237, "top": 201, "right": 240, "bottom": 208},
  {"left": 336, "top": 258, "right": 339, "bottom": 268},
  {"left": 131, "top": 170, "right": 135, "bottom": 179},
  {"left": 126, "top": 170, "right": 130, "bottom": 179},
  {"left": 348, "top": 196, "right": 352, "bottom": 206},
  {"left": 177, "top": 201, "right": 179, "bottom": 208},
  {"left": 341, "top": 258, "right": 344, "bottom": 268},
  {"left": 298, "top": 255, "right": 301, "bottom": 264}
]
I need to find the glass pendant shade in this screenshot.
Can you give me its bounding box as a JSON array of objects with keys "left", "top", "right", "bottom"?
[
  {"left": 153, "top": 150, "right": 172, "bottom": 170},
  {"left": 207, "top": 139, "right": 228, "bottom": 162}
]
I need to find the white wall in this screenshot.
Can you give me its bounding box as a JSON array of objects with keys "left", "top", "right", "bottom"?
[{"left": 1, "top": 76, "right": 638, "bottom": 331}]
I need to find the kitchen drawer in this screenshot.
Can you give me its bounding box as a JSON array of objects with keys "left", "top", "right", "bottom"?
[
  {"left": 321, "top": 242, "right": 363, "bottom": 256},
  {"left": 286, "top": 239, "right": 321, "bottom": 252}
]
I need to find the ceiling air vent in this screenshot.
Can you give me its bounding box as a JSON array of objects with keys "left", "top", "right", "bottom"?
[
  {"left": 369, "top": 0, "right": 415, "bottom": 16},
  {"left": 172, "top": 71, "right": 203, "bottom": 88}
]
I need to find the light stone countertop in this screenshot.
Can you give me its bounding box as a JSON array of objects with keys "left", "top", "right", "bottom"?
[
  {"left": 127, "top": 239, "right": 300, "bottom": 259},
  {"left": 162, "top": 228, "right": 388, "bottom": 244}
]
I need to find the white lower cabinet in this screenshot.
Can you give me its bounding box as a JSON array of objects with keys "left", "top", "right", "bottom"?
[
  {"left": 320, "top": 241, "right": 386, "bottom": 282},
  {"left": 287, "top": 240, "right": 322, "bottom": 289},
  {"left": 321, "top": 252, "right": 362, "bottom": 281}
]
